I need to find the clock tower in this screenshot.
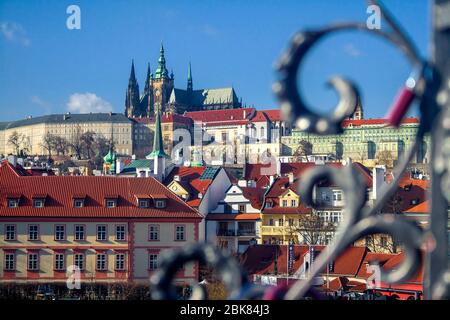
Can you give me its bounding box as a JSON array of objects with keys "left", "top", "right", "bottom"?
[{"left": 152, "top": 43, "right": 174, "bottom": 115}]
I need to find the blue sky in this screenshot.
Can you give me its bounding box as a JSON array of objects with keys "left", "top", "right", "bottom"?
[{"left": 0, "top": 0, "right": 430, "bottom": 121}]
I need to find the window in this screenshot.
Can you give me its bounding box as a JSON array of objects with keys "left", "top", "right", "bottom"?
[
  {"left": 116, "top": 225, "right": 126, "bottom": 241},
  {"left": 138, "top": 200, "right": 149, "bottom": 208},
  {"left": 288, "top": 219, "right": 294, "bottom": 226},
  {"left": 4, "top": 253, "right": 15, "bottom": 271},
  {"left": 74, "top": 253, "right": 85, "bottom": 270},
  {"left": 74, "top": 199, "right": 84, "bottom": 208},
  {"left": 5, "top": 225, "right": 16, "bottom": 241},
  {"left": 7, "top": 199, "right": 18, "bottom": 208},
  {"left": 106, "top": 200, "right": 116, "bottom": 208},
  {"left": 278, "top": 219, "right": 284, "bottom": 227},
  {"left": 97, "top": 225, "right": 107, "bottom": 241},
  {"left": 55, "top": 225, "right": 66, "bottom": 241},
  {"left": 282, "top": 200, "right": 288, "bottom": 207},
  {"left": 33, "top": 199, "right": 44, "bottom": 208},
  {"left": 74, "top": 225, "right": 85, "bottom": 241},
  {"left": 238, "top": 204, "right": 246, "bottom": 213},
  {"left": 175, "top": 225, "right": 185, "bottom": 241},
  {"left": 28, "top": 225, "right": 39, "bottom": 241},
  {"left": 291, "top": 200, "right": 297, "bottom": 207},
  {"left": 149, "top": 225, "right": 160, "bottom": 241},
  {"left": 149, "top": 254, "right": 158, "bottom": 270},
  {"left": 28, "top": 253, "right": 39, "bottom": 271},
  {"left": 96, "top": 254, "right": 107, "bottom": 271},
  {"left": 155, "top": 200, "right": 166, "bottom": 208},
  {"left": 268, "top": 219, "right": 274, "bottom": 226},
  {"left": 115, "top": 254, "right": 125, "bottom": 271},
  {"left": 333, "top": 191, "right": 342, "bottom": 202},
  {"left": 54, "top": 253, "right": 65, "bottom": 271}
]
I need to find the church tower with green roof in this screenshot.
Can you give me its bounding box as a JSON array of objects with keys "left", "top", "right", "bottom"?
[{"left": 147, "top": 109, "right": 168, "bottom": 180}]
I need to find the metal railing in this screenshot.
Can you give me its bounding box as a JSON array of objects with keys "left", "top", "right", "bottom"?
[{"left": 149, "top": 0, "right": 450, "bottom": 300}]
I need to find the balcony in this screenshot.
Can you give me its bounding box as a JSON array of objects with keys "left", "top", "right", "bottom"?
[
  {"left": 217, "top": 229, "right": 236, "bottom": 236},
  {"left": 261, "top": 226, "right": 285, "bottom": 235},
  {"left": 237, "top": 229, "right": 256, "bottom": 236}
]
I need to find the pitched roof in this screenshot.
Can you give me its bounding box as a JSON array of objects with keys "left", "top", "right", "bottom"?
[
  {"left": 0, "top": 161, "right": 201, "bottom": 219},
  {"left": 163, "top": 166, "right": 218, "bottom": 208},
  {"left": 341, "top": 117, "right": 419, "bottom": 128},
  {"left": 404, "top": 200, "right": 429, "bottom": 213},
  {"left": 1, "top": 113, "right": 130, "bottom": 130},
  {"left": 206, "top": 213, "right": 261, "bottom": 221},
  {"left": 131, "top": 113, "right": 193, "bottom": 126},
  {"left": 185, "top": 108, "right": 255, "bottom": 124},
  {"left": 170, "top": 87, "right": 240, "bottom": 107}
]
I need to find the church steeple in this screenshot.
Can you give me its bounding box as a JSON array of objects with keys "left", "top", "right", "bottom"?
[
  {"left": 148, "top": 110, "right": 167, "bottom": 158},
  {"left": 125, "top": 59, "right": 140, "bottom": 117},
  {"left": 187, "top": 62, "right": 193, "bottom": 91},
  {"left": 155, "top": 43, "right": 169, "bottom": 79}
]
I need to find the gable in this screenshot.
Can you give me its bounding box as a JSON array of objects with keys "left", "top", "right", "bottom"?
[{"left": 167, "top": 180, "right": 189, "bottom": 196}]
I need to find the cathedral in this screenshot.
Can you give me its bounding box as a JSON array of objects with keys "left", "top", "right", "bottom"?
[{"left": 125, "top": 44, "right": 242, "bottom": 118}]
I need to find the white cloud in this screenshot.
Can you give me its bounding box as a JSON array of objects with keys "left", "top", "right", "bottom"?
[
  {"left": 67, "top": 93, "right": 113, "bottom": 114},
  {"left": 0, "top": 22, "right": 30, "bottom": 46},
  {"left": 343, "top": 43, "right": 361, "bottom": 57}
]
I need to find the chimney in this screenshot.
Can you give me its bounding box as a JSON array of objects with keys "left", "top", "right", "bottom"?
[
  {"left": 174, "top": 175, "right": 181, "bottom": 182},
  {"left": 276, "top": 159, "right": 282, "bottom": 176},
  {"left": 269, "top": 175, "right": 275, "bottom": 186},
  {"left": 116, "top": 159, "right": 123, "bottom": 174},
  {"left": 7, "top": 155, "right": 17, "bottom": 167},
  {"left": 288, "top": 172, "right": 294, "bottom": 184},
  {"left": 243, "top": 109, "right": 246, "bottom": 119},
  {"left": 372, "top": 165, "right": 386, "bottom": 200}
]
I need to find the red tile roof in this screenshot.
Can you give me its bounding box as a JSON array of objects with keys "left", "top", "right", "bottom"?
[
  {"left": 163, "top": 166, "right": 213, "bottom": 208},
  {"left": 0, "top": 161, "right": 201, "bottom": 219},
  {"left": 206, "top": 213, "right": 261, "bottom": 221},
  {"left": 341, "top": 117, "right": 419, "bottom": 128},
  {"left": 404, "top": 200, "right": 429, "bottom": 213},
  {"left": 185, "top": 108, "right": 255, "bottom": 124},
  {"left": 241, "top": 187, "right": 265, "bottom": 209}
]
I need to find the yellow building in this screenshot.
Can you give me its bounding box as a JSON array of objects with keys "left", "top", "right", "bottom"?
[
  {"left": 260, "top": 175, "right": 313, "bottom": 244},
  {"left": 0, "top": 161, "right": 202, "bottom": 294},
  {"left": 0, "top": 113, "right": 133, "bottom": 157}
]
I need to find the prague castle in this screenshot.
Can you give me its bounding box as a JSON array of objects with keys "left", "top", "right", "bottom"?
[{"left": 124, "top": 44, "right": 242, "bottom": 118}]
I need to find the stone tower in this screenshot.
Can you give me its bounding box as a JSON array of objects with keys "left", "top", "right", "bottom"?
[{"left": 152, "top": 43, "right": 174, "bottom": 115}]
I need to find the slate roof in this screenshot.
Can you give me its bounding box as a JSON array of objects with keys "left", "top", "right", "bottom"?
[
  {"left": 0, "top": 113, "right": 131, "bottom": 130},
  {"left": 170, "top": 87, "right": 240, "bottom": 107},
  {"left": 0, "top": 160, "right": 201, "bottom": 219}
]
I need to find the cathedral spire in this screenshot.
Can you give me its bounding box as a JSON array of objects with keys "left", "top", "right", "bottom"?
[
  {"left": 144, "top": 63, "right": 152, "bottom": 94},
  {"left": 187, "top": 62, "right": 193, "bottom": 91},
  {"left": 125, "top": 59, "right": 140, "bottom": 118},
  {"left": 155, "top": 42, "right": 169, "bottom": 79}
]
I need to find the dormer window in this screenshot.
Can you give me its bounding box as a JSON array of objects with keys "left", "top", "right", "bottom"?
[
  {"left": 32, "top": 194, "right": 46, "bottom": 208},
  {"left": 33, "top": 199, "right": 44, "bottom": 208},
  {"left": 105, "top": 195, "right": 118, "bottom": 208},
  {"left": 139, "top": 200, "right": 149, "bottom": 208},
  {"left": 155, "top": 200, "right": 166, "bottom": 208},
  {"left": 74, "top": 199, "right": 84, "bottom": 208},
  {"left": 8, "top": 199, "right": 18, "bottom": 208},
  {"left": 106, "top": 200, "right": 117, "bottom": 208},
  {"left": 135, "top": 195, "right": 152, "bottom": 208},
  {"left": 152, "top": 195, "right": 168, "bottom": 208}
]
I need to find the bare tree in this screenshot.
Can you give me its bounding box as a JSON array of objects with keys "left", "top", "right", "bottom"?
[
  {"left": 7, "top": 131, "right": 22, "bottom": 156},
  {"left": 377, "top": 150, "right": 394, "bottom": 167},
  {"left": 40, "top": 132, "right": 56, "bottom": 158},
  {"left": 293, "top": 140, "right": 313, "bottom": 162},
  {"left": 70, "top": 126, "right": 84, "bottom": 160},
  {"left": 80, "top": 131, "right": 96, "bottom": 159},
  {"left": 54, "top": 136, "right": 69, "bottom": 156},
  {"left": 286, "top": 213, "right": 336, "bottom": 245}
]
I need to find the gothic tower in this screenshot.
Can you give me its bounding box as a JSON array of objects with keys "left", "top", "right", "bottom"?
[
  {"left": 125, "top": 60, "right": 141, "bottom": 117},
  {"left": 152, "top": 43, "right": 174, "bottom": 114},
  {"left": 143, "top": 63, "right": 154, "bottom": 116}
]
